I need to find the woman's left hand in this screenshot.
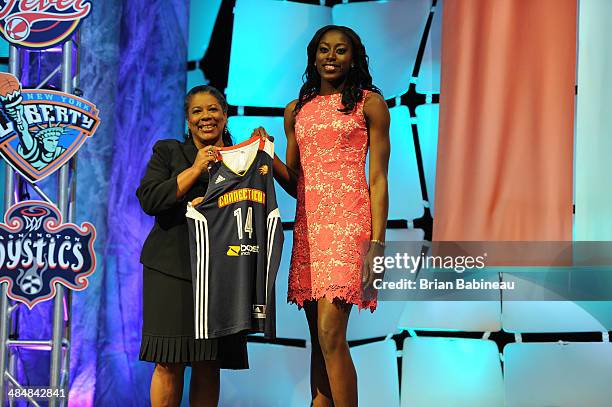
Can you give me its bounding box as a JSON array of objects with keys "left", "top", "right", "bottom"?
[{"left": 362, "top": 241, "right": 385, "bottom": 300}]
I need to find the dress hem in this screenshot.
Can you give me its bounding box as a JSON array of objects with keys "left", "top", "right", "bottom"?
[{"left": 287, "top": 293, "right": 376, "bottom": 313}]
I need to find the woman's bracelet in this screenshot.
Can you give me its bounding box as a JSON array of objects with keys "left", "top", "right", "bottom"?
[{"left": 370, "top": 239, "right": 386, "bottom": 247}]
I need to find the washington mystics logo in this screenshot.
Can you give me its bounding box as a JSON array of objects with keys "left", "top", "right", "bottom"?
[
  {"left": 0, "top": 72, "right": 100, "bottom": 182},
  {"left": 0, "top": 0, "right": 92, "bottom": 49},
  {"left": 0, "top": 201, "right": 96, "bottom": 308}
]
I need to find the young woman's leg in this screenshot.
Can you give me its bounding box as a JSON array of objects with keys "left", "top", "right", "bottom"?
[
  {"left": 189, "top": 361, "right": 220, "bottom": 407},
  {"left": 304, "top": 300, "right": 333, "bottom": 407},
  {"left": 150, "top": 363, "right": 185, "bottom": 407},
  {"left": 317, "top": 298, "right": 357, "bottom": 407}
]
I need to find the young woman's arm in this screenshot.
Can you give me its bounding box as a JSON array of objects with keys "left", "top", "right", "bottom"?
[
  {"left": 365, "top": 92, "right": 390, "bottom": 243},
  {"left": 362, "top": 92, "right": 390, "bottom": 287}
]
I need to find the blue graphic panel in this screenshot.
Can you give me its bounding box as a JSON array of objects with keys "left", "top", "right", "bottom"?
[
  {"left": 220, "top": 343, "right": 311, "bottom": 406},
  {"left": 575, "top": 0, "right": 612, "bottom": 241},
  {"left": 398, "top": 300, "right": 501, "bottom": 333},
  {"left": 380, "top": 106, "right": 423, "bottom": 220},
  {"left": 0, "top": 38, "right": 8, "bottom": 58},
  {"left": 348, "top": 300, "right": 404, "bottom": 341},
  {"left": 186, "top": 68, "right": 207, "bottom": 91},
  {"left": 415, "top": 103, "right": 439, "bottom": 215},
  {"left": 227, "top": 0, "right": 331, "bottom": 107},
  {"left": 416, "top": 0, "right": 442, "bottom": 94},
  {"left": 504, "top": 343, "right": 612, "bottom": 407},
  {"left": 188, "top": 0, "right": 222, "bottom": 61},
  {"left": 401, "top": 338, "right": 504, "bottom": 407},
  {"left": 227, "top": 115, "right": 296, "bottom": 222},
  {"left": 502, "top": 298, "right": 612, "bottom": 333},
  {"left": 352, "top": 340, "right": 400, "bottom": 407},
  {"left": 333, "top": 0, "right": 431, "bottom": 99},
  {"left": 274, "top": 230, "right": 310, "bottom": 341}
]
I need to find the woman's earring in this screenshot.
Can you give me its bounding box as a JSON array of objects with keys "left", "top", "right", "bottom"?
[{"left": 224, "top": 127, "right": 229, "bottom": 135}]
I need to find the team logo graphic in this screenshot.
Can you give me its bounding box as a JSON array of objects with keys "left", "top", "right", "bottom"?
[
  {"left": 0, "top": 0, "right": 92, "bottom": 49},
  {"left": 0, "top": 73, "right": 100, "bottom": 182},
  {"left": 258, "top": 165, "right": 268, "bottom": 175},
  {"left": 0, "top": 201, "right": 96, "bottom": 309}
]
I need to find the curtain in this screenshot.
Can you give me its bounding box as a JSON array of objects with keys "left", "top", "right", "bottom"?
[{"left": 433, "top": 0, "right": 576, "bottom": 241}]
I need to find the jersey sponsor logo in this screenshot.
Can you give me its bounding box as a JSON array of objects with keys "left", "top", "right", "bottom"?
[
  {"left": 226, "top": 244, "right": 259, "bottom": 256},
  {"left": 258, "top": 164, "right": 268, "bottom": 175},
  {"left": 0, "top": 0, "right": 92, "bottom": 49},
  {"left": 218, "top": 188, "right": 265, "bottom": 208},
  {"left": 215, "top": 174, "right": 225, "bottom": 184},
  {"left": 0, "top": 200, "right": 96, "bottom": 309},
  {"left": 226, "top": 245, "right": 240, "bottom": 256},
  {"left": 0, "top": 73, "right": 100, "bottom": 182}
]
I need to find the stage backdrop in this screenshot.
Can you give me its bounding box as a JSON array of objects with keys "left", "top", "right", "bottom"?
[{"left": 12, "top": 1, "right": 190, "bottom": 405}]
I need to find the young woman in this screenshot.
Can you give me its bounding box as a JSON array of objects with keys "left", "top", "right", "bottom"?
[
  {"left": 137, "top": 85, "right": 248, "bottom": 407},
  {"left": 256, "top": 25, "right": 390, "bottom": 407}
]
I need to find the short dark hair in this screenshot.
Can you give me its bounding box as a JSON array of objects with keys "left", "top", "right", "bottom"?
[{"left": 184, "top": 85, "right": 233, "bottom": 146}]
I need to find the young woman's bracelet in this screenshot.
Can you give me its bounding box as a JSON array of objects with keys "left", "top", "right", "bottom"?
[{"left": 370, "top": 239, "right": 386, "bottom": 247}]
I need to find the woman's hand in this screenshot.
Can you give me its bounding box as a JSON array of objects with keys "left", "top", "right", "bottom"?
[
  {"left": 362, "top": 241, "right": 385, "bottom": 301},
  {"left": 190, "top": 196, "right": 204, "bottom": 206},
  {"left": 192, "top": 145, "right": 221, "bottom": 174},
  {"left": 251, "top": 126, "right": 274, "bottom": 142}
]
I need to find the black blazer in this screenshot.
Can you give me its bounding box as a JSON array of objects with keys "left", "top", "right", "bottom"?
[{"left": 137, "top": 138, "right": 208, "bottom": 280}]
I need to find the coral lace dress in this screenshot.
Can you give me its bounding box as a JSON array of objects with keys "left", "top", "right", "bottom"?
[{"left": 288, "top": 91, "right": 376, "bottom": 311}]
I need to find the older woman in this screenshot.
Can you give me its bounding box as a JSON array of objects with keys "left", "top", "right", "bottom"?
[{"left": 137, "top": 85, "right": 247, "bottom": 407}]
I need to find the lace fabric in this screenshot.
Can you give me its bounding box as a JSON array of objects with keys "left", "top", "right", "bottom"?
[{"left": 288, "top": 91, "right": 376, "bottom": 312}]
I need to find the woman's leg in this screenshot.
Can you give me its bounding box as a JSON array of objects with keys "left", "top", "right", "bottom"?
[
  {"left": 304, "top": 300, "right": 333, "bottom": 407},
  {"left": 189, "top": 361, "right": 221, "bottom": 407},
  {"left": 317, "top": 298, "right": 357, "bottom": 407},
  {"left": 150, "top": 363, "right": 186, "bottom": 407}
]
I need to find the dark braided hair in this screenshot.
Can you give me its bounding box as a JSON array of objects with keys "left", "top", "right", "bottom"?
[
  {"left": 184, "top": 85, "right": 233, "bottom": 146},
  {"left": 294, "top": 25, "right": 382, "bottom": 115}
]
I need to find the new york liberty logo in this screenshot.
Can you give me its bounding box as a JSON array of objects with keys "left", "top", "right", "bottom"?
[
  {"left": 0, "top": 201, "right": 96, "bottom": 309},
  {"left": 0, "top": 0, "right": 92, "bottom": 49},
  {"left": 0, "top": 72, "right": 100, "bottom": 182}
]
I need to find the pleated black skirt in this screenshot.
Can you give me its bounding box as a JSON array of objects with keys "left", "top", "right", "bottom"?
[{"left": 139, "top": 267, "right": 248, "bottom": 369}]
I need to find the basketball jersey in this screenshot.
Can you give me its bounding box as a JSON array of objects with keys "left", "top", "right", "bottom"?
[{"left": 186, "top": 136, "right": 283, "bottom": 340}]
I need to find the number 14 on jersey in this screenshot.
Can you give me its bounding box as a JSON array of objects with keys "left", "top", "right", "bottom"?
[{"left": 234, "top": 207, "right": 253, "bottom": 239}]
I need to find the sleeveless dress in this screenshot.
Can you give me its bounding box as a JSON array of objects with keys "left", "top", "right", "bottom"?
[{"left": 288, "top": 91, "right": 376, "bottom": 311}]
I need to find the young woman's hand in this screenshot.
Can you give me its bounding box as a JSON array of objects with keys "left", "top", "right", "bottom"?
[
  {"left": 361, "top": 241, "right": 385, "bottom": 301},
  {"left": 251, "top": 126, "right": 274, "bottom": 142}
]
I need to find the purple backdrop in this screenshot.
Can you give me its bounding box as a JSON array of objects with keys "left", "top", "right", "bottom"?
[{"left": 10, "top": 1, "right": 189, "bottom": 405}]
